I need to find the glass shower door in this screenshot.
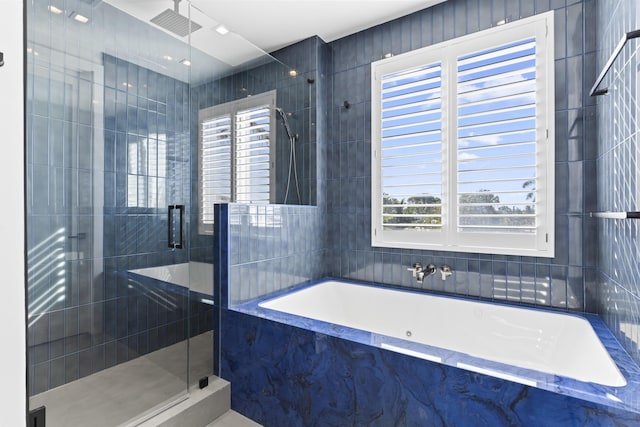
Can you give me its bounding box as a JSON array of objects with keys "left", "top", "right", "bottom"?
[{"left": 26, "top": 0, "right": 194, "bottom": 424}]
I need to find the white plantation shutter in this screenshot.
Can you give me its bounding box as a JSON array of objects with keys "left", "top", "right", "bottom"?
[
  {"left": 456, "top": 38, "right": 537, "bottom": 234},
  {"left": 200, "top": 115, "right": 232, "bottom": 228},
  {"left": 380, "top": 62, "right": 444, "bottom": 231},
  {"left": 235, "top": 106, "right": 272, "bottom": 203},
  {"left": 372, "top": 12, "right": 554, "bottom": 257},
  {"left": 198, "top": 91, "right": 275, "bottom": 234}
]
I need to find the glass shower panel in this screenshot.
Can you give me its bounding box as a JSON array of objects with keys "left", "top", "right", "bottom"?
[
  {"left": 186, "top": 2, "right": 315, "bottom": 384},
  {"left": 26, "top": 0, "right": 306, "bottom": 423},
  {"left": 26, "top": 0, "right": 194, "bottom": 424}
]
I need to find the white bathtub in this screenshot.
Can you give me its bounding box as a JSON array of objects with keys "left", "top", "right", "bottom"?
[
  {"left": 259, "top": 280, "right": 626, "bottom": 387},
  {"left": 129, "top": 262, "right": 213, "bottom": 297}
]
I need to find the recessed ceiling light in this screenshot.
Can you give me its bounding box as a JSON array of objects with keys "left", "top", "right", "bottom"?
[
  {"left": 163, "top": 55, "right": 173, "bottom": 61},
  {"left": 71, "top": 12, "right": 89, "bottom": 24},
  {"left": 215, "top": 25, "right": 229, "bottom": 35},
  {"left": 180, "top": 59, "right": 191, "bottom": 67},
  {"left": 48, "top": 5, "right": 63, "bottom": 14},
  {"left": 289, "top": 70, "right": 297, "bottom": 77}
]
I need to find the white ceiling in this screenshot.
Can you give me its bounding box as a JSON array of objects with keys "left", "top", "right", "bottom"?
[{"left": 107, "top": 0, "right": 446, "bottom": 70}]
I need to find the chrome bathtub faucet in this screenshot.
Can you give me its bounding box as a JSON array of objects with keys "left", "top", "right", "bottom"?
[{"left": 407, "top": 263, "right": 436, "bottom": 284}]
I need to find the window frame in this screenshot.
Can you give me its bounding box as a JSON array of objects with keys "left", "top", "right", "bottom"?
[
  {"left": 198, "top": 90, "right": 276, "bottom": 234},
  {"left": 371, "top": 12, "right": 555, "bottom": 257}
]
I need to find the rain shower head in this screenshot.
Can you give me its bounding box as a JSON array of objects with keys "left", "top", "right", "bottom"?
[{"left": 150, "top": 0, "right": 202, "bottom": 37}]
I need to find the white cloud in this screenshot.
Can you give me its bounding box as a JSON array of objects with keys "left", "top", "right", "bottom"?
[
  {"left": 458, "top": 133, "right": 504, "bottom": 148},
  {"left": 458, "top": 152, "right": 480, "bottom": 161}
]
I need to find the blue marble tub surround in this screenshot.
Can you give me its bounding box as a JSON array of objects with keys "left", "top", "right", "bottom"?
[
  {"left": 221, "top": 306, "right": 640, "bottom": 427},
  {"left": 232, "top": 278, "right": 640, "bottom": 416}
]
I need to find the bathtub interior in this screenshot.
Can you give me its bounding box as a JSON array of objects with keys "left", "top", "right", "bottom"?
[
  {"left": 235, "top": 278, "right": 640, "bottom": 415},
  {"left": 257, "top": 280, "right": 625, "bottom": 387}
]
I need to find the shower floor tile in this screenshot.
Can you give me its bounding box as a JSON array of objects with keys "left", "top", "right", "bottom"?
[{"left": 30, "top": 331, "right": 213, "bottom": 427}]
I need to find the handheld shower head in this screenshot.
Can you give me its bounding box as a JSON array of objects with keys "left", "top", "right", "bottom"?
[
  {"left": 275, "top": 107, "right": 297, "bottom": 142},
  {"left": 275, "top": 107, "right": 302, "bottom": 204}
]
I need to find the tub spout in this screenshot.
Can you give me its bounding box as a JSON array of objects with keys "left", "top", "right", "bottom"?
[
  {"left": 439, "top": 264, "right": 452, "bottom": 281},
  {"left": 426, "top": 263, "right": 436, "bottom": 276}
]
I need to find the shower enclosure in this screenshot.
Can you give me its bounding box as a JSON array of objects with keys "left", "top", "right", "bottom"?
[{"left": 25, "top": 0, "right": 307, "bottom": 425}]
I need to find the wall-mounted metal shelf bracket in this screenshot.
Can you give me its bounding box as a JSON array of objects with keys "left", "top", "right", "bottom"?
[
  {"left": 590, "top": 211, "right": 640, "bottom": 219},
  {"left": 590, "top": 29, "right": 640, "bottom": 96}
]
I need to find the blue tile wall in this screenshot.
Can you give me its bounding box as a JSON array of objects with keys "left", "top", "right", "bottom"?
[
  {"left": 316, "top": 39, "right": 332, "bottom": 211},
  {"left": 26, "top": 0, "right": 192, "bottom": 396},
  {"left": 594, "top": 0, "right": 640, "bottom": 364},
  {"left": 325, "top": 0, "right": 593, "bottom": 311},
  {"left": 189, "top": 37, "right": 329, "bottom": 263},
  {"left": 102, "top": 52, "right": 191, "bottom": 271},
  {"left": 222, "top": 204, "right": 327, "bottom": 306}
]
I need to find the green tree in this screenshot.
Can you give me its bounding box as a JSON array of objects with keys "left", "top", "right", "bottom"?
[
  {"left": 459, "top": 189, "right": 500, "bottom": 215},
  {"left": 382, "top": 194, "right": 442, "bottom": 227},
  {"left": 382, "top": 194, "right": 404, "bottom": 224}
]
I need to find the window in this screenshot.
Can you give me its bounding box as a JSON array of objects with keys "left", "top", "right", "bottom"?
[
  {"left": 198, "top": 90, "right": 276, "bottom": 234},
  {"left": 371, "top": 12, "right": 554, "bottom": 257}
]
